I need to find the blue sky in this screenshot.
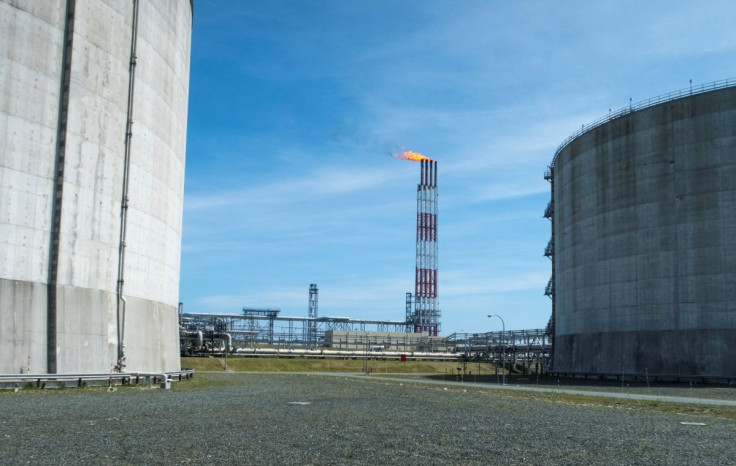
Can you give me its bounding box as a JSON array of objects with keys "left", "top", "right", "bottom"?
[{"left": 181, "top": 1, "right": 736, "bottom": 334}]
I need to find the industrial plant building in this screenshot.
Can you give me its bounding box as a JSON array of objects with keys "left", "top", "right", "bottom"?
[
  {"left": 0, "top": 0, "right": 192, "bottom": 374},
  {"left": 324, "top": 330, "right": 447, "bottom": 352},
  {"left": 546, "top": 81, "right": 736, "bottom": 380}
]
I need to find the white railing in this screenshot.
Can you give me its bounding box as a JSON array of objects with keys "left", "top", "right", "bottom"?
[{"left": 552, "top": 77, "right": 736, "bottom": 163}]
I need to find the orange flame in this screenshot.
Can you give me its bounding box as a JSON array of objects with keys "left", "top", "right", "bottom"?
[{"left": 393, "top": 150, "right": 433, "bottom": 162}]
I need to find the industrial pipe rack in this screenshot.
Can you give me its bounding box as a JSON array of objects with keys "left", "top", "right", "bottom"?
[
  {"left": 180, "top": 311, "right": 551, "bottom": 375},
  {"left": 446, "top": 329, "right": 552, "bottom": 375},
  {"left": 180, "top": 311, "right": 409, "bottom": 354}
]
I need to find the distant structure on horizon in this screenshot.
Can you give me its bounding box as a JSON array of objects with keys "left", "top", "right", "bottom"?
[
  {"left": 0, "top": 0, "right": 192, "bottom": 374},
  {"left": 408, "top": 160, "right": 440, "bottom": 336},
  {"left": 546, "top": 79, "right": 736, "bottom": 380}
]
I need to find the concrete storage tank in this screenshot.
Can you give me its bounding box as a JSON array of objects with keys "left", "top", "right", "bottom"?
[
  {"left": 547, "top": 81, "right": 736, "bottom": 380},
  {"left": 0, "top": 0, "right": 191, "bottom": 373}
]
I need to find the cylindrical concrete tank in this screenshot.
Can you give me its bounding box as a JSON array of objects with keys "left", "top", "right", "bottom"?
[
  {"left": 0, "top": 0, "right": 191, "bottom": 373},
  {"left": 551, "top": 83, "right": 736, "bottom": 379}
]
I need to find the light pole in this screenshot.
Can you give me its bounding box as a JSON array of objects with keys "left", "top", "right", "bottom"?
[{"left": 488, "top": 314, "right": 506, "bottom": 385}]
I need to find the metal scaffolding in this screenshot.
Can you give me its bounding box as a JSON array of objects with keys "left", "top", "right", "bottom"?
[
  {"left": 307, "top": 284, "right": 318, "bottom": 347},
  {"left": 179, "top": 310, "right": 551, "bottom": 373},
  {"left": 445, "top": 329, "right": 552, "bottom": 374},
  {"left": 180, "top": 310, "right": 409, "bottom": 353},
  {"left": 404, "top": 292, "right": 413, "bottom": 333}
]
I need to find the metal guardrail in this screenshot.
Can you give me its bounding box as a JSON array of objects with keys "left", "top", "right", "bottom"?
[
  {"left": 552, "top": 77, "right": 736, "bottom": 164},
  {"left": 0, "top": 370, "right": 194, "bottom": 390}
]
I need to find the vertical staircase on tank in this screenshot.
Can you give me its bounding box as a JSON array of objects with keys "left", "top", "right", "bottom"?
[{"left": 543, "top": 165, "right": 555, "bottom": 354}]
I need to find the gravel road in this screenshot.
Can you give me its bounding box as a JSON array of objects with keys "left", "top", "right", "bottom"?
[{"left": 0, "top": 372, "right": 733, "bottom": 465}]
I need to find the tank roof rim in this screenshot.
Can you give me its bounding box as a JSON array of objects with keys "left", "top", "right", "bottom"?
[{"left": 550, "top": 77, "right": 736, "bottom": 167}]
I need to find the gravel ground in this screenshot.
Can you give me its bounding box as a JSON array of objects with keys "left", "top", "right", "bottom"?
[{"left": 0, "top": 372, "right": 734, "bottom": 465}]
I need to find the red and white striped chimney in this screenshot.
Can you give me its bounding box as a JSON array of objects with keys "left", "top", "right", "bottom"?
[{"left": 414, "top": 160, "right": 439, "bottom": 336}]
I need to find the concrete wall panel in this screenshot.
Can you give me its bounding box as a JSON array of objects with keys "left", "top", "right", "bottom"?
[
  {"left": 0, "top": 279, "right": 47, "bottom": 374},
  {"left": 0, "top": 0, "right": 191, "bottom": 374}
]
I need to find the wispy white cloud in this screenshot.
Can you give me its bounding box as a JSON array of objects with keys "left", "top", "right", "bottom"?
[
  {"left": 185, "top": 164, "right": 402, "bottom": 211},
  {"left": 442, "top": 269, "right": 549, "bottom": 296},
  {"left": 193, "top": 275, "right": 413, "bottom": 320}
]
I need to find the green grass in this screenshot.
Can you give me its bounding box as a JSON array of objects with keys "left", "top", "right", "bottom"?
[
  {"left": 494, "top": 389, "right": 736, "bottom": 421},
  {"left": 181, "top": 356, "right": 497, "bottom": 375}
]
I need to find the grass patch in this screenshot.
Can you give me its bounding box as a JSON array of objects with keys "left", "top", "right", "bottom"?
[
  {"left": 181, "top": 356, "right": 495, "bottom": 375},
  {"left": 342, "top": 372, "right": 736, "bottom": 421},
  {"left": 543, "top": 392, "right": 736, "bottom": 420},
  {"left": 170, "top": 372, "right": 240, "bottom": 391},
  {"left": 459, "top": 384, "right": 736, "bottom": 421}
]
